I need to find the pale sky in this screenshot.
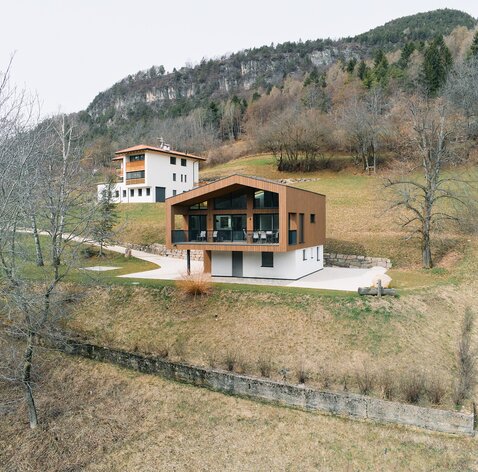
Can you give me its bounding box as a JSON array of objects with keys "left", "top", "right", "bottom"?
[{"left": 1, "top": 0, "right": 477, "bottom": 115}]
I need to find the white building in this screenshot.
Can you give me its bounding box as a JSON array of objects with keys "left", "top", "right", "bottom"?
[{"left": 98, "top": 143, "right": 206, "bottom": 203}]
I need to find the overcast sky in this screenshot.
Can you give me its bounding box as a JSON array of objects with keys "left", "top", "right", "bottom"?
[{"left": 1, "top": 0, "right": 477, "bottom": 115}]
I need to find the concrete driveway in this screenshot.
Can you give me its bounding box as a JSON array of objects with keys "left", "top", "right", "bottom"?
[{"left": 109, "top": 243, "right": 387, "bottom": 291}]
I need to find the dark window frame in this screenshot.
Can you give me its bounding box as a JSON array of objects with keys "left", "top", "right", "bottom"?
[
  {"left": 310, "top": 214, "right": 316, "bottom": 223},
  {"left": 130, "top": 189, "right": 134, "bottom": 197},
  {"left": 261, "top": 252, "right": 274, "bottom": 268},
  {"left": 299, "top": 213, "right": 305, "bottom": 244},
  {"left": 122, "top": 190, "right": 126, "bottom": 198},
  {"left": 303, "top": 249, "right": 307, "bottom": 261},
  {"left": 138, "top": 188, "right": 143, "bottom": 197},
  {"left": 170, "top": 156, "right": 176, "bottom": 165},
  {"left": 181, "top": 158, "right": 187, "bottom": 167},
  {"left": 146, "top": 188, "right": 151, "bottom": 196},
  {"left": 173, "top": 173, "right": 176, "bottom": 181}
]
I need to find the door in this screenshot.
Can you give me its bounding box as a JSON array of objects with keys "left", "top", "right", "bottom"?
[
  {"left": 232, "top": 251, "right": 243, "bottom": 277},
  {"left": 155, "top": 186, "right": 166, "bottom": 202},
  {"left": 232, "top": 214, "right": 246, "bottom": 241}
]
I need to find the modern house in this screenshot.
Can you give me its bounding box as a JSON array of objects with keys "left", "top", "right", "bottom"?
[
  {"left": 98, "top": 143, "right": 206, "bottom": 203},
  {"left": 165, "top": 175, "right": 326, "bottom": 279}
]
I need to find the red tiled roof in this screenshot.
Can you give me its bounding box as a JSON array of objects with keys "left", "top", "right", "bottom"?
[{"left": 113, "top": 144, "right": 206, "bottom": 161}]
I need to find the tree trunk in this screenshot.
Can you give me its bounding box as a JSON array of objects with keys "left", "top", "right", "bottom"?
[
  {"left": 23, "top": 333, "right": 38, "bottom": 429},
  {"left": 422, "top": 217, "right": 433, "bottom": 269},
  {"left": 31, "top": 214, "right": 44, "bottom": 267}
]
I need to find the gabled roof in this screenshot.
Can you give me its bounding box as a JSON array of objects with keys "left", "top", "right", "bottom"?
[
  {"left": 167, "top": 174, "right": 325, "bottom": 206},
  {"left": 113, "top": 144, "right": 206, "bottom": 161}
]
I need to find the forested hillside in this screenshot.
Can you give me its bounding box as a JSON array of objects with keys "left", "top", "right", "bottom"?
[{"left": 78, "top": 9, "right": 477, "bottom": 166}]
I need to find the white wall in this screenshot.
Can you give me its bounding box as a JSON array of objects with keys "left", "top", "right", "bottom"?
[
  {"left": 98, "top": 151, "right": 201, "bottom": 203},
  {"left": 145, "top": 151, "right": 197, "bottom": 199},
  {"left": 210, "top": 246, "right": 323, "bottom": 279},
  {"left": 211, "top": 251, "right": 233, "bottom": 276}
]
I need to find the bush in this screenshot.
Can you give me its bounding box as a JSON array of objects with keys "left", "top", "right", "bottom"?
[
  {"left": 400, "top": 370, "right": 426, "bottom": 404},
  {"left": 379, "top": 370, "right": 396, "bottom": 400},
  {"left": 453, "top": 308, "right": 476, "bottom": 406},
  {"left": 224, "top": 351, "right": 237, "bottom": 372},
  {"left": 318, "top": 367, "right": 332, "bottom": 389},
  {"left": 296, "top": 364, "right": 309, "bottom": 384},
  {"left": 355, "top": 365, "right": 375, "bottom": 395},
  {"left": 257, "top": 356, "right": 273, "bottom": 378},
  {"left": 426, "top": 376, "right": 447, "bottom": 405},
  {"left": 176, "top": 272, "right": 212, "bottom": 297}
]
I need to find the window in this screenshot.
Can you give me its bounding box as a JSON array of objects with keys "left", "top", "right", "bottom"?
[
  {"left": 254, "top": 190, "right": 279, "bottom": 209},
  {"left": 184, "top": 174, "right": 187, "bottom": 183},
  {"left": 146, "top": 188, "right": 151, "bottom": 196},
  {"left": 303, "top": 249, "right": 307, "bottom": 261},
  {"left": 299, "top": 213, "right": 305, "bottom": 244},
  {"left": 181, "top": 158, "right": 187, "bottom": 167},
  {"left": 170, "top": 156, "right": 176, "bottom": 165},
  {"left": 138, "top": 188, "right": 143, "bottom": 197},
  {"left": 115, "top": 190, "right": 119, "bottom": 198},
  {"left": 126, "top": 170, "right": 145, "bottom": 180},
  {"left": 214, "top": 192, "right": 247, "bottom": 210},
  {"left": 173, "top": 190, "right": 177, "bottom": 196},
  {"left": 253, "top": 213, "right": 279, "bottom": 231},
  {"left": 317, "top": 246, "right": 320, "bottom": 260},
  {"left": 310, "top": 214, "right": 316, "bottom": 223},
  {"left": 180, "top": 174, "right": 183, "bottom": 183},
  {"left": 190, "top": 201, "right": 208, "bottom": 210},
  {"left": 129, "top": 154, "right": 145, "bottom": 162},
  {"left": 261, "top": 252, "right": 274, "bottom": 268},
  {"left": 122, "top": 190, "right": 126, "bottom": 198},
  {"left": 130, "top": 189, "right": 134, "bottom": 197},
  {"left": 173, "top": 173, "right": 176, "bottom": 181}
]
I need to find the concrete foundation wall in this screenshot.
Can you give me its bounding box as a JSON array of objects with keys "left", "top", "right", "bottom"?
[{"left": 45, "top": 337, "right": 475, "bottom": 436}]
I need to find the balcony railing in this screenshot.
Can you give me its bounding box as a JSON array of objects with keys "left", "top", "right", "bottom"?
[{"left": 172, "top": 229, "right": 279, "bottom": 245}]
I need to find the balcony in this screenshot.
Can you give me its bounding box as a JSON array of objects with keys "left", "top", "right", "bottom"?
[{"left": 172, "top": 229, "right": 279, "bottom": 245}]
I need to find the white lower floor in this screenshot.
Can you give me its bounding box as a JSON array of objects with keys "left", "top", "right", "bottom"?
[{"left": 210, "top": 246, "right": 324, "bottom": 280}]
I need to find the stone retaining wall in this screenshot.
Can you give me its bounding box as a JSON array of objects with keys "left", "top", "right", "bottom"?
[
  {"left": 324, "top": 252, "right": 392, "bottom": 269},
  {"left": 122, "top": 243, "right": 391, "bottom": 269},
  {"left": 124, "top": 243, "right": 204, "bottom": 261},
  {"left": 45, "top": 337, "right": 474, "bottom": 436}
]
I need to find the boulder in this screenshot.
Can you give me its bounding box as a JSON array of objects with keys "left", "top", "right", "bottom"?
[{"left": 371, "top": 273, "right": 392, "bottom": 288}]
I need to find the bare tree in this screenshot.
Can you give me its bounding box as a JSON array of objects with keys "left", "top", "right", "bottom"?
[
  {"left": 341, "top": 87, "right": 388, "bottom": 173},
  {"left": 385, "top": 95, "right": 471, "bottom": 268},
  {"left": 0, "top": 100, "right": 97, "bottom": 428}
]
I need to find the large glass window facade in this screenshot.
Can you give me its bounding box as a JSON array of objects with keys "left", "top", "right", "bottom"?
[
  {"left": 253, "top": 190, "right": 279, "bottom": 209},
  {"left": 129, "top": 154, "right": 145, "bottom": 162},
  {"left": 214, "top": 192, "right": 247, "bottom": 210},
  {"left": 253, "top": 214, "right": 279, "bottom": 231}
]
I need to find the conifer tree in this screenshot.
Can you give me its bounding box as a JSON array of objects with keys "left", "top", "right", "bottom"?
[
  {"left": 422, "top": 35, "right": 452, "bottom": 96},
  {"left": 469, "top": 31, "right": 478, "bottom": 58}
]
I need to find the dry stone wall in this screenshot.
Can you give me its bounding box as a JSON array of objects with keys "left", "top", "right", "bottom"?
[{"left": 45, "top": 337, "right": 475, "bottom": 436}]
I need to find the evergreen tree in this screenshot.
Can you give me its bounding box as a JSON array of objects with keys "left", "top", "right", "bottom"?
[
  {"left": 357, "top": 60, "right": 368, "bottom": 80},
  {"left": 398, "top": 42, "right": 416, "bottom": 69},
  {"left": 422, "top": 35, "right": 452, "bottom": 96},
  {"left": 346, "top": 58, "right": 357, "bottom": 74},
  {"left": 469, "top": 31, "right": 478, "bottom": 59}
]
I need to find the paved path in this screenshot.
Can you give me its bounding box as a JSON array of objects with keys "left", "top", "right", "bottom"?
[{"left": 105, "top": 244, "right": 387, "bottom": 292}]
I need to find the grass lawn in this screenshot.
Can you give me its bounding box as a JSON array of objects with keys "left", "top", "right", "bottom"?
[{"left": 1, "top": 352, "right": 475, "bottom": 471}]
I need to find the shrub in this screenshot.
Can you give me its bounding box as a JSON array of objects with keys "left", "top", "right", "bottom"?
[
  {"left": 257, "top": 356, "right": 273, "bottom": 378},
  {"left": 318, "top": 367, "right": 332, "bottom": 389},
  {"left": 355, "top": 365, "right": 375, "bottom": 395},
  {"left": 206, "top": 352, "right": 218, "bottom": 368},
  {"left": 426, "top": 376, "right": 447, "bottom": 405},
  {"left": 453, "top": 308, "right": 476, "bottom": 406},
  {"left": 176, "top": 272, "right": 212, "bottom": 297},
  {"left": 379, "top": 370, "right": 396, "bottom": 400},
  {"left": 224, "top": 351, "right": 237, "bottom": 372},
  {"left": 296, "top": 364, "right": 309, "bottom": 384},
  {"left": 400, "top": 370, "right": 426, "bottom": 404}
]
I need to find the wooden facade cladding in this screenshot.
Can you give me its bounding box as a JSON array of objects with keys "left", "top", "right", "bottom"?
[
  {"left": 125, "top": 161, "right": 145, "bottom": 172},
  {"left": 165, "top": 175, "right": 325, "bottom": 253},
  {"left": 125, "top": 178, "right": 145, "bottom": 185}
]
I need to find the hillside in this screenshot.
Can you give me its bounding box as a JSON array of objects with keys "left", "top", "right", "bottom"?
[
  {"left": 353, "top": 9, "right": 476, "bottom": 48},
  {"left": 79, "top": 8, "right": 476, "bottom": 157}
]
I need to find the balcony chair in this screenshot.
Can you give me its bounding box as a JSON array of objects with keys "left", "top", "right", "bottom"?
[{"left": 198, "top": 230, "right": 206, "bottom": 242}]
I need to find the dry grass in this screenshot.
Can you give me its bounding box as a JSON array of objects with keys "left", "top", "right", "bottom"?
[
  {"left": 65, "top": 278, "right": 478, "bottom": 410},
  {"left": 176, "top": 271, "right": 213, "bottom": 297},
  {"left": 1, "top": 352, "right": 476, "bottom": 471}
]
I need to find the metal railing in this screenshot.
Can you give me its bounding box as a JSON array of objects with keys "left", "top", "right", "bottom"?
[{"left": 172, "top": 229, "right": 280, "bottom": 245}]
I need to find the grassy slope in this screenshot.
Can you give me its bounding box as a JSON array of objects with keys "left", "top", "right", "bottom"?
[
  {"left": 66, "top": 254, "right": 478, "bottom": 410},
  {"left": 1, "top": 352, "right": 476, "bottom": 472}
]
